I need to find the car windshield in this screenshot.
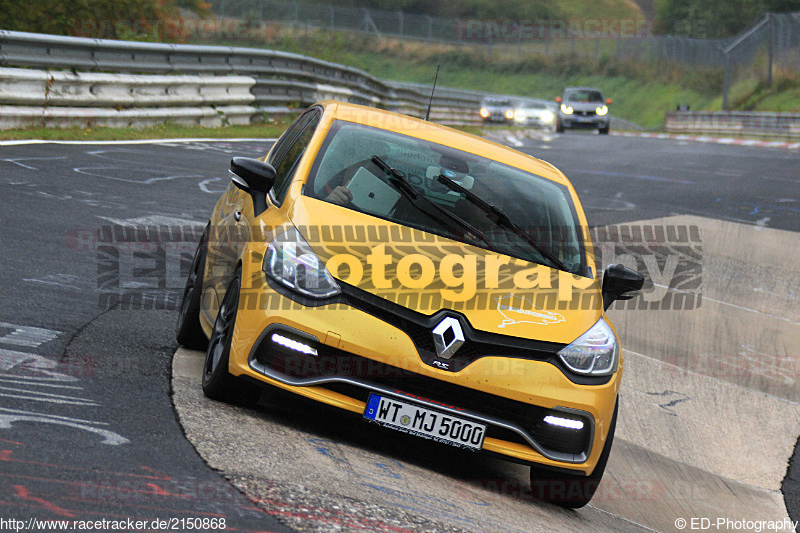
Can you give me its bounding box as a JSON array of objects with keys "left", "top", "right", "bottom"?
[
  {"left": 304, "top": 120, "right": 586, "bottom": 275},
  {"left": 483, "top": 98, "right": 512, "bottom": 107},
  {"left": 564, "top": 89, "right": 604, "bottom": 103}
]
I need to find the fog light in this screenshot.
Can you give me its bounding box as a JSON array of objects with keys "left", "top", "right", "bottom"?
[
  {"left": 543, "top": 415, "right": 584, "bottom": 430},
  {"left": 271, "top": 333, "right": 317, "bottom": 356}
]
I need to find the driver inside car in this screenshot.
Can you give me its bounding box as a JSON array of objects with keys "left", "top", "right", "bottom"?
[{"left": 324, "top": 153, "right": 473, "bottom": 207}]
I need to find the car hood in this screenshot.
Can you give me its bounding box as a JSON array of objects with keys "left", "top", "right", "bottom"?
[{"left": 289, "top": 196, "right": 602, "bottom": 345}]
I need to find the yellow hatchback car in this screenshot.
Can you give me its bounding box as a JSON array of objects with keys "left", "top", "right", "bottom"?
[{"left": 176, "top": 101, "right": 643, "bottom": 508}]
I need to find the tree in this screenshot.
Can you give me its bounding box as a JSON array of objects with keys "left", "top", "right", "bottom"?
[
  {"left": 0, "top": 0, "right": 209, "bottom": 40},
  {"left": 656, "top": 0, "right": 800, "bottom": 38}
]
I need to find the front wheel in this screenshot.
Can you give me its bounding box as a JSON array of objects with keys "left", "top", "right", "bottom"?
[
  {"left": 202, "top": 268, "right": 261, "bottom": 405},
  {"left": 176, "top": 224, "right": 209, "bottom": 350},
  {"left": 599, "top": 125, "right": 610, "bottom": 135},
  {"left": 529, "top": 400, "right": 618, "bottom": 509},
  {"left": 556, "top": 120, "right": 565, "bottom": 133}
]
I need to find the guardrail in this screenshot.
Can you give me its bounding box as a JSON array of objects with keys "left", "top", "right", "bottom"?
[
  {"left": 0, "top": 105, "right": 256, "bottom": 129},
  {"left": 666, "top": 111, "right": 800, "bottom": 138},
  {"left": 0, "top": 65, "right": 257, "bottom": 129},
  {"left": 0, "top": 67, "right": 255, "bottom": 107},
  {"left": 2, "top": 29, "right": 644, "bottom": 132},
  {"left": 0, "top": 29, "right": 579, "bottom": 130},
  {"left": 0, "top": 29, "right": 796, "bottom": 137},
  {"left": 0, "top": 29, "right": 488, "bottom": 124}
]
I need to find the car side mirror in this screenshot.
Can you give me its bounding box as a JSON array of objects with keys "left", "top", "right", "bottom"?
[
  {"left": 602, "top": 263, "right": 644, "bottom": 310},
  {"left": 230, "top": 157, "right": 276, "bottom": 216},
  {"left": 555, "top": 96, "right": 562, "bottom": 103},
  {"left": 606, "top": 98, "right": 612, "bottom": 105}
]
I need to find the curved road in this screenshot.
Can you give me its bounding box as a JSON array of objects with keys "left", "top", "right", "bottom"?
[{"left": 0, "top": 133, "right": 797, "bottom": 531}]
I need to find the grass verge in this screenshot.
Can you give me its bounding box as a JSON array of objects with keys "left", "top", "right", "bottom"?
[{"left": 0, "top": 121, "right": 292, "bottom": 141}]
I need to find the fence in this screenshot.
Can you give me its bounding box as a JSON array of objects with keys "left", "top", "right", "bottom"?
[
  {"left": 207, "top": 2, "right": 800, "bottom": 109},
  {"left": 208, "top": 1, "right": 800, "bottom": 66}
]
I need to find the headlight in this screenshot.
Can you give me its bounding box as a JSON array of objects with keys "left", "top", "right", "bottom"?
[
  {"left": 514, "top": 110, "right": 526, "bottom": 121},
  {"left": 541, "top": 110, "right": 555, "bottom": 123},
  {"left": 479, "top": 108, "right": 490, "bottom": 118},
  {"left": 557, "top": 318, "right": 618, "bottom": 376},
  {"left": 264, "top": 227, "right": 341, "bottom": 298},
  {"left": 505, "top": 109, "right": 514, "bottom": 120},
  {"left": 560, "top": 104, "right": 573, "bottom": 115},
  {"left": 596, "top": 105, "right": 609, "bottom": 116}
]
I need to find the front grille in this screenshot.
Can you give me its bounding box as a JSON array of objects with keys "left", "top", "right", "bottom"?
[
  {"left": 338, "top": 282, "right": 565, "bottom": 372},
  {"left": 253, "top": 333, "right": 591, "bottom": 458}
]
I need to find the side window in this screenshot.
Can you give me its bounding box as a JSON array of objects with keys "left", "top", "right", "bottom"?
[{"left": 268, "top": 109, "right": 321, "bottom": 206}]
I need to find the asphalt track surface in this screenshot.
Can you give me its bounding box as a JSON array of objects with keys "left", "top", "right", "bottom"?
[{"left": 0, "top": 132, "right": 798, "bottom": 531}]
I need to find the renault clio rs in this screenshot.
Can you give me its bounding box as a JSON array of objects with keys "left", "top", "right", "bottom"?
[{"left": 176, "top": 101, "right": 643, "bottom": 508}]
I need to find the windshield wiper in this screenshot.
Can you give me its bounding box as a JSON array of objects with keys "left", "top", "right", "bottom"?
[
  {"left": 369, "top": 156, "right": 496, "bottom": 251},
  {"left": 436, "top": 173, "right": 571, "bottom": 273}
]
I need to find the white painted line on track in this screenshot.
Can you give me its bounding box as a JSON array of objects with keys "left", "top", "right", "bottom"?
[
  {"left": 0, "top": 138, "right": 278, "bottom": 146},
  {"left": 612, "top": 131, "right": 800, "bottom": 151}
]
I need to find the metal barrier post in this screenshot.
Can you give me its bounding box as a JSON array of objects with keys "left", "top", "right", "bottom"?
[
  {"left": 767, "top": 13, "right": 774, "bottom": 87},
  {"left": 722, "top": 52, "right": 730, "bottom": 111}
]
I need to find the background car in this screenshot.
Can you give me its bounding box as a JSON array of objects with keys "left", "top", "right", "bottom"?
[
  {"left": 177, "top": 101, "right": 643, "bottom": 509},
  {"left": 479, "top": 96, "right": 516, "bottom": 123},
  {"left": 512, "top": 100, "right": 557, "bottom": 129},
  {"left": 556, "top": 87, "right": 612, "bottom": 134}
]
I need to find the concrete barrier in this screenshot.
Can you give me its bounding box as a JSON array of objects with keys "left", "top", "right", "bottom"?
[{"left": 666, "top": 110, "right": 800, "bottom": 138}]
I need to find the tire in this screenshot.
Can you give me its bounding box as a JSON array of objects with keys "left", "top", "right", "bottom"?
[
  {"left": 556, "top": 120, "right": 565, "bottom": 133},
  {"left": 599, "top": 125, "right": 610, "bottom": 135},
  {"left": 529, "top": 400, "right": 618, "bottom": 509},
  {"left": 202, "top": 267, "right": 262, "bottom": 405},
  {"left": 176, "top": 224, "right": 209, "bottom": 350}
]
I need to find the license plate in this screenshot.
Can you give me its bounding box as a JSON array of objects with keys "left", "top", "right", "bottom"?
[{"left": 364, "top": 393, "right": 486, "bottom": 450}]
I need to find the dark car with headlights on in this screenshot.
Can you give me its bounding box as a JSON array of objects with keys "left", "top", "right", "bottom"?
[
  {"left": 479, "top": 97, "right": 515, "bottom": 124},
  {"left": 556, "top": 87, "right": 612, "bottom": 134}
]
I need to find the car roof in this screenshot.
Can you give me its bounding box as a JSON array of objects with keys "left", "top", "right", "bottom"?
[
  {"left": 319, "top": 100, "right": 569, "bottom": 186},
  {"left": 564, "top": 87, "right": 604, "bottom": 92},
  {"left": 481, "top": 97, "right": 513, "bottom": 104}
]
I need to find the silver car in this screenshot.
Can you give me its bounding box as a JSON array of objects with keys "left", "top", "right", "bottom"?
[
  {"left": 556, "top": 87, "right": 611, "bottom": 134},
  {"left": 512, "top": 101, "right": 557, "bottom": 129}
]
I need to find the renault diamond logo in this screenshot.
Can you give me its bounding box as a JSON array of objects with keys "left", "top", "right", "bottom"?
[{"left": 432, "top": 317, "right": 465, "bottom": 360}]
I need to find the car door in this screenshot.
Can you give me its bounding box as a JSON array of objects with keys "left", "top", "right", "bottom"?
[{"left": 202, "top": 108, "right": 323, "bottom": 323}]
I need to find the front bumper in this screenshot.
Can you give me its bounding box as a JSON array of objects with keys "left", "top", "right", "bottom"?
[
  {"left": 228, "top": 262, "right": 620, "bottom": 475},
  {"left": 482, "top": 114, "right": 512, "bottom": 124},
  {"left": 559, "top": 114, "right": 609, "bottom": 129},
  {"left": 515, "top": 117, "right": 554, "bottom": 128}
]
